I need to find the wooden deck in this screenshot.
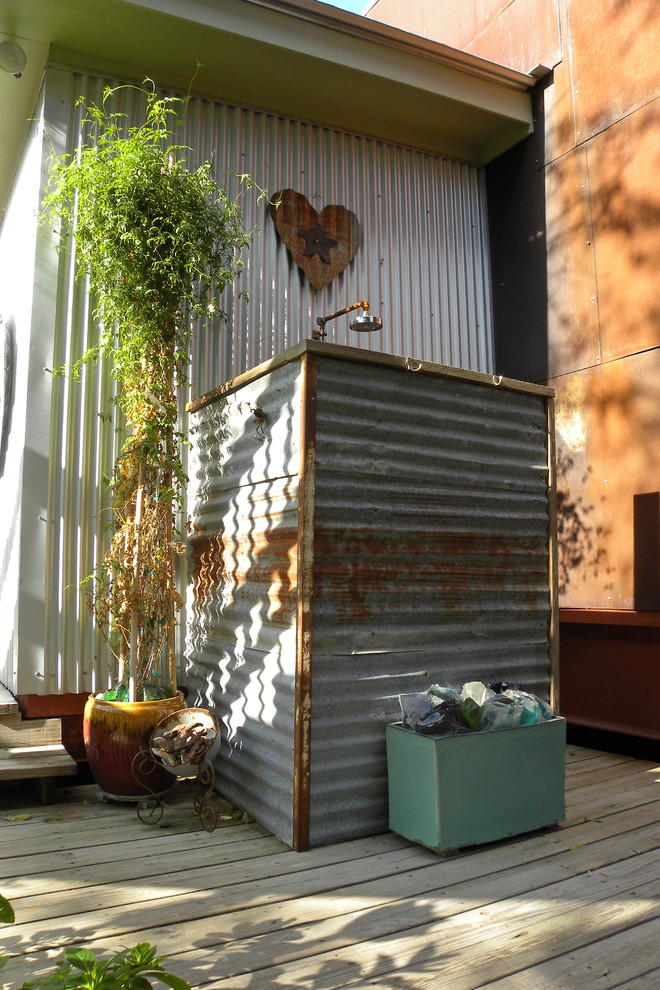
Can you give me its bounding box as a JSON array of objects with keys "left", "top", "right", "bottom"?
[{"left": 2, "top": 743, "right": 660, "bottom": 989}]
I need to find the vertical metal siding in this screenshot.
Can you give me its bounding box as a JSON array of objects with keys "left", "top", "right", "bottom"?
[
  {"left": 177, "top": 94, "right": 495, "bottom": 394},
  {"left": 43, "top": 72, "right": 139, "bottom": 693},
  {"left": 41, "top": 66, "right": 494, "bottom": 694}
]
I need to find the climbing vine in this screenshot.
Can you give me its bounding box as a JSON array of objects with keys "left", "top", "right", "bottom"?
[{"left": 42, "top": 82, "right": 254, "bottom": 699}]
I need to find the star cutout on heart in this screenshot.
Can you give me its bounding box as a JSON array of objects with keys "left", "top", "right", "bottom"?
[{"left": 297, "top": 224, "right": 337, "bottom": 264}]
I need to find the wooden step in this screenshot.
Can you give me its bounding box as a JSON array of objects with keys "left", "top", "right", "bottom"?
[
  {"left": 0, "top": 743, "right": 78, "bottom": 803},
  {"left": 0, "top": 744, "right": 78, "bottom": 803},
  {"left": 0, "top": 744, "right": 77, "bottom": 781},
  {"left": 0, "top": 714, "right": 64, "bottom": 748},
  {"left": 0, "top": 695, "right": 78, "bottom": 802}
]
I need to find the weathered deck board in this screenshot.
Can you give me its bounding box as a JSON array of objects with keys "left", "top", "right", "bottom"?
[
  {"left": 479, "top": 917, "right": 660, "bottom": 990},
  {"left": 94, "top": 834, "right": 660, "bottom": 986},
  {"left": 7, "top": 797, "right": 660, "bottom": 940},
  {"left": 1, "top": 745, "right": 659, "bottom": 989}
]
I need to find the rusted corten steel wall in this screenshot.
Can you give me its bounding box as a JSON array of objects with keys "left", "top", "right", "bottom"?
[
  {"left": 370, "top": 0, "right": 660, "bottom": 741},
  {"left": 185, "top": 341, "right": 557, "bottom": 849},
  {"left": 391, "top": 0, "right": 660, "bottom": 615},
  {"left": 542, "top": 0, "right": 660, "bottom": 614}
]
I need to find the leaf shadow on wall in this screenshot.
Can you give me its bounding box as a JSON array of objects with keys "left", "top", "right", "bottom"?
[{"left": 555, "top": 447, "right": 613, "bottom": 600}]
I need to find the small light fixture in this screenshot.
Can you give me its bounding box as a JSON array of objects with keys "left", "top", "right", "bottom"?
[
  {"left": 0, "top": 41, "right": 27, "bottom": 78},
  {"left": 314, "top": 299, "right": 383, "bottom": 340}
]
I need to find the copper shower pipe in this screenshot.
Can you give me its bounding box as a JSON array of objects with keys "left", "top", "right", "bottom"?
[{"left": 314, "top": 300, "right": 372, "bottom": 339}]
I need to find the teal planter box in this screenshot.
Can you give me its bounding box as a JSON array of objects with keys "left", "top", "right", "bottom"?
[{"left": 386, "top": 717, "right": 566, "bottom": 853}]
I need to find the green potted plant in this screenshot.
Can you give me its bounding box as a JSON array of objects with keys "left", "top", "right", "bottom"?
[{"left": 42, "top": 82, "right": 252, "bottom": 799}]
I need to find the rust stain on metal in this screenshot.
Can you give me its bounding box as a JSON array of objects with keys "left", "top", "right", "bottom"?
[
  {"left": 313, "top": 528, "right": 547, "bottom": 621},
  {"left": 587, "top": 102, "right": 660, "bottom": 363},
  {"left": 566, "top": 0, "right": 660, "bottom": 145},
  {"left": 464, "top": 0, "right": 560, "bottom": 77}
]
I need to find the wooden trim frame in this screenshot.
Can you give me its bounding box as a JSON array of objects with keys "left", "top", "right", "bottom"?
[
  {"left": 187, "top": 340, "right": 554, "bottom": 415},
  {"left": 293, "top": 350, "right": 317, "bottom": 851},
  {"left": 546, "top": 395, "right": 560, "bottom": 713},
  {"left": 559, "top": 609, "right": 660, "bottom": 627}
]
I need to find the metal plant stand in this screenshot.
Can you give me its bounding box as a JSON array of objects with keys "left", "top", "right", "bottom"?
[{"left": 132, "top": 747, "right": 219, "bottom": 831}]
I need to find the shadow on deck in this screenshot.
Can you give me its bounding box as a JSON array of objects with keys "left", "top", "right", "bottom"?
[{"left": 1, "top": 741, "right": 660, "bottom": 989}]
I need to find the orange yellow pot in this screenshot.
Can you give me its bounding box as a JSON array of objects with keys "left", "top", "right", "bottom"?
[{"left": 83, "top": 694, "right": 184, "bottom": 801}]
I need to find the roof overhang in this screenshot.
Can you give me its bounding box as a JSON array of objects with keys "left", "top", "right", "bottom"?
[{"left": 0, "top": 0, "right": 534, "bottom": 213}]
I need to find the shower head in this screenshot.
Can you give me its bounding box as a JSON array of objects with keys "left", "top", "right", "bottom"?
[
  {"left": 314, "top": 299, "right": 383, "bottom": 339},
  {"left": 350, "top": 314, "right": 383, "bottom": 333}
]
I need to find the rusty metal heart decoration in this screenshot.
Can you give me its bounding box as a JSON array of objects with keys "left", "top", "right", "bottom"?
[{"left": 269, "top": 188, "right": 361, "bottom": 290}]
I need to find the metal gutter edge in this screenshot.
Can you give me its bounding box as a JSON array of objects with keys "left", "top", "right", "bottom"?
[{"left": 245, "top": 0, "right": 535, "bottom": 92}]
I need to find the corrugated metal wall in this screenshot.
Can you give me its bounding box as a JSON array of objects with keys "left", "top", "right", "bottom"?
[
  {"left": 181, "top": 90, "right": 495, "bottom": 390},
  {"left": 185, "top": 360, "right": 303, "bottom": 846},
  {"left": 308, "top": 353, "right": 553, "bottom": 845},
  {"left": 40, "top": 66, "right": 494, "bottom": 693},
  {"left": 185, "top": 344, "right": 555, "bottom": 847},
  {"left": 179, "top": 102, "right": 494, "bottom": 388}
]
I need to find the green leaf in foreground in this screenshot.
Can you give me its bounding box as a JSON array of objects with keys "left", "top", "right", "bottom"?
[{"left": 20, "top": 942, "right": 192, "bottom": 990}]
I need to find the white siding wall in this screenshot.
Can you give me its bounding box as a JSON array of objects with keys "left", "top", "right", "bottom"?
[{"left": 0, "top": 89, "right": 45, "bottom": 694}]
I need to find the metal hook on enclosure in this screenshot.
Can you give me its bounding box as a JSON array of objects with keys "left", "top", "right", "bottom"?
[
  {"left": 405, "top": 357, "right": 423, "bottom": 372},
  {"left": 250, "top": 405, "right": 266, "bottom": 441},
  {"left": 492, "top": 374, "right": 503, "bottom": 386}
]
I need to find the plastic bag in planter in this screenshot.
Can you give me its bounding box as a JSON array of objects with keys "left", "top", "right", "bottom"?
[{"left": 417, "top": 698, "right": 472, "bottom": 736}]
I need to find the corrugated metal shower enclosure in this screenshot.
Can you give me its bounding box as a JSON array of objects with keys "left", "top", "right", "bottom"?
[
  {"left": 31, "top": 67, "right": 495, "bottom": 698},
  {"left": 185, "top": 341, "right": 557, "bottom": 849}
]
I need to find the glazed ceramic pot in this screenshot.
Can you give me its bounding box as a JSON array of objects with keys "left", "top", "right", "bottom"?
[{"left": 83, "top": 694, "right": 184, "bottom": 801}]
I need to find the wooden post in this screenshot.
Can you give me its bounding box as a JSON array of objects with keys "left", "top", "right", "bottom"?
[{"left": 293, "top": 351, "right": 317, "bottom": 852}]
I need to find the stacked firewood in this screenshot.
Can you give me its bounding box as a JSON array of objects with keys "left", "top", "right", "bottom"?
[{"left": 151, "top": 716, "right": 217, "bottom": 768}]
